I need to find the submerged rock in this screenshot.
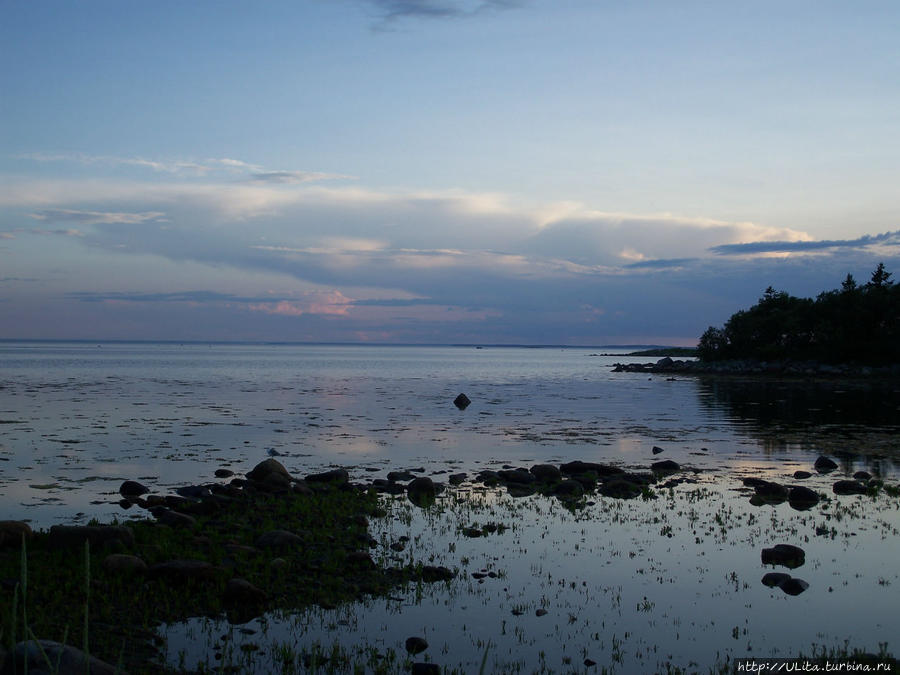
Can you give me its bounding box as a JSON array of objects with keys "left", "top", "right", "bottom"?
[
  {"left": 779, "top": 577, "right": 810, "bottom": 596},
  {"left": 407, "top": 477, "right": 437, "bottom": 508},
  {"left": 761, "top": 544, "right": 805, "bottom": 569},
  {"left": 761, "top": 572, "right": 792, "bottom": 588},
  {"left": 405, "top": 637, "right": 428, "bottom": 655}
]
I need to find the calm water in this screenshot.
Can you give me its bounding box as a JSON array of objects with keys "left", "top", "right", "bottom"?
[{"left": 2, "top": 341, "right": 899, "bottom": 672}]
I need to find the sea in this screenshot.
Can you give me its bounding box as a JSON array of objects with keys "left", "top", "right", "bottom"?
[{"left": 1, "top": 340, "right": 898, "bottom": 672}]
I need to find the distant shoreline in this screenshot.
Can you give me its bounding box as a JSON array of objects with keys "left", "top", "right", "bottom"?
[{"left": 613, "top": 356, "right": 900, "bottom": 378}]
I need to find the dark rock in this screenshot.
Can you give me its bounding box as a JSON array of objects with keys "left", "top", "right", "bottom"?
[
  {"left": 560, "top": 461, "right": 623, "bottom": 477},
  {"left": 793, "top": 471, "right": 812, "bottom": 480},
  {"left": 420, "top": 565, "right": 454, "bottom": 582},
  {"left": 0, "top": 521, "right": 33, "bottom": 548},
  {"left": 535, "top": 608, "right": 548, "bottom": 617},
  {"left": 552, "top": 479, "right": 584, "bottom": 501},
  {"left": 48, "top": 525, "right": 134, "bottom": 550},
  {"left": 152, "top": 507, "right": 198, "bottom": 529},
  {"left": 176, "top": 485, "right": 212, "bottom": 499},
  {"left": 453, "top": 393, "right": 471, "bottom": 410},
  {"left": 853, "top": 471, "right": 872, "bottom": 481},
  {"left": 833, "top": 480, "right": 867, "bottom": 495},
  {"left": 530, "top": 464, "right": 562, "bottom": 482},
  {"left": 305, "top": 468, "right": 349, "bottom": 486},
  {"left": 761, "top": 572, "right": 792, "bottom": 588},
  {"left": 8, "top": 640, "right": 120, "bottom": 675},
  {"left": 761, "top": 544, "right": 805, "bottom": 569},
  {"left": 498, "top": 469, "right": 535, "bottom": 484},
  {"left": 255, "top": 530, "right": 304, "bottom": 549},
  {"left": 754, "top": 481, "right": 789, "bottom": 501},
  {"left": 742, "top": 477, "right": 770, "bottom": 488},
  {"left": 506, "top": 483, "right": 535, "bottom": 498},
  {"left": 651, "top": 446, "right": 664, "bottom": 455},
  {"left": 102, "top": 554, "right": 147, "bottom": 575},
  {"left": 599, "top": 477, "right": 642, "bottom": 500},
  {"left": 788, "top": 486, "right": 820, "bottom": 509},
  {"left": 387, "top": 470, "right": 415, "bottom": 482},
  {"left": 119, "top": 480, "right": 150, "bottom": 498},
  {"left": 224, "top": 578, "right": 267, "bottom": 606},
  {"left": 584, "top": 658, "right": 597, "bottom": 667},
  {"left": 215, "top": 468, "right": 234, "bottom": 478},
  {"left": 405, "top": 637, "right": 428, "bottom": 655},
  {"left": 814, "top": 456, "right": 839, "bottom": 473},
  {"left": 448, "top": 473, "right": 467, "bottom": 485},
  {"left": 411, "top": 664, "right": 440, "bottom": 675},
  {"left": 407, "top": 477, "right": 437, "bottom": 508},
  {"left": 779, "top": 578, "right": 809, "bottom": 596},
  {"left": 345, "top": 551, "right": 376, "bottom": 570},
  {"left": 246, "top": 458, "right": 293, "bottom": 483},
  {"left": 650, "top": 460, "right": 680, "bottom": 474},
  {"left": 147, "top": 559, "right": 218, "bottom": 583}
]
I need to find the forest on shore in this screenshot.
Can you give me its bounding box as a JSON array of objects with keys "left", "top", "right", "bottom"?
[{"left": 697, "top": 263, "right": 899, "bottom": 365}]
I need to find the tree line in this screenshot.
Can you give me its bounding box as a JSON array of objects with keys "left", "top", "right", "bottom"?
[{"left": 697, "top": 263, "right": 899, "bottom": 365}]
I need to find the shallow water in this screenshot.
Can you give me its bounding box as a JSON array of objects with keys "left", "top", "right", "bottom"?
[
  {"left": 2, "top": 342, "right": 897, "bottom": 526},
  {"left": 2, "top": 341, "right": 899, "bottom": 672}
]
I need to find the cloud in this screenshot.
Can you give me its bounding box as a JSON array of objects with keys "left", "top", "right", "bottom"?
[
  {"left": 365, "top": 0, "right": 523, "bottom": 21},
  {"left": 248, "top": 291, "right": 354, "bottom": 317},
  {"left": 30, "top": 209, "right": 168, "bottom": 225},
  {"left": 248, "top": 171, "right": 354, "bottom": 184},
  {"left": 709, "top": 230, "right": 900, "bottom": 256}
]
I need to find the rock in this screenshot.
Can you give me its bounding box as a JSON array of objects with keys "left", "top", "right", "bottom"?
[
  {"left": 754, "top": 481, "right": 789, "bottom": 501},
  {"left": 407, "top": 477, "right": 436, "bottom": 508},
  {"left": 552, "top": 479, "right": 584, "bottom": 501},
  {"left": 176, "top": 485, "right": 212, "bottom": 499},
  {"left": 420, "top": 565, "right": 454, "bottom": 582},
  {"left": 788, "top": 486, "right": 820, "bottom": 509},
  {"left": 345, "top": 551, "right": 376, "bottom": 570},
  {"left": 215, "top": 468, "right": 234, "bottom": 478},
  {"left": 305, "top": 468, "right": 350, "bottom": 486},
  {"left": 119, "top": 480, "right": 150, "bottom": 498},
  {"left": 651, "top": 446, "right": 664, "bottom": 455},
  {"left": 761, "top": 544, "right": 805, "bottom": 569},
  {"left": 833, "top": 480, "right": 867, "bottom": 495},
  {"left": 387, "top": 470, "right": 415, "bottom": 482},
  {"left": 498, "top": 469, "right": 535, "bottom": 484},
  {"left": 405, "top": 637, "right": 428, "bottom": 655},
  {"left": 246, "top": 458, "right": 293, "bottom": 483},
  {"left": 650, "top": 460, "right": 680, "bottom": 474},
  {"left": 102, "top": 554, "right": 147, "bottom": 575},
  {"left": 255, "top": 530, "right": 304, "bottom": 549},
  {"left": 292, "top": 481, "right": 313, "bottom": 496},
  {"left": 853, "top": 471, "right": 872, "bottom": 481},
  {"left": 793, "top": 471, "right": 812, "bottom": 480},
  {"left": 535, "top": 608, "right": 548, "bottom": 617},
  {"left": 530, "top": 464, "right": 561, "bottom": 482},
  {"left": 814, "top": 456, "right": 839, "bottom": 473},
  {"left": 761, "top": 572, "right": 792, "bottom": 588},
  {"left": 506, "top": 483, "right": 536, "bottom": 498},
  {"left": 599, "top": 477, "right": 642, "bottom": 500},
  {"left": 8, "top": 639, "right": 120, "bottom": 675},
  {"left": 742, "top": 477, "right": 769, "bottom": 488},
  {"left": 411, "top": 664, "right": 440, "bottom": 675},
  {"left": 448, "top": 472, "right": 467, "bottom": 485},
  {"left": 0, "top": 521, "right": 33, "bottom": 548},
  {"left": 560, "top": 460, "right": 623, "bottom": 477},
  {"left": 779, "top": 578, "right": 809, "bottom": 596},
  {"left": 147, "top": 559, "right": 218, "bottom": 583},
  {"left": 453, "top": 393, "right": 471, "bottom": 410},
  {"left": 48, "top": 525, "right": 134, "bottom": 550},
  {"left": 150, "top": 507, "right": 197, "bottom": 529},
  {"left": 224, "top": 578, "right": 267, "bottom": 606}
]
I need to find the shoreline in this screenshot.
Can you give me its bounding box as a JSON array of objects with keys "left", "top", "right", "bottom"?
[{"left": 612, "top": 356, "right": 900, "bottom": 378}]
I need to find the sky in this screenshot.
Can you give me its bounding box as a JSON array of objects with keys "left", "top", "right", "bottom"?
[{"left": 1, "top": 0, "right": 899, "bottom": 345}]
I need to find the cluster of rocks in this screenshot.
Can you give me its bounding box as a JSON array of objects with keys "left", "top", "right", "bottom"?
[
  {"left": 613, "top": 356, "right": 900, "bottom": 378},
  {"left": 742, "top": 455, "right": 882, "bottom": 511}
]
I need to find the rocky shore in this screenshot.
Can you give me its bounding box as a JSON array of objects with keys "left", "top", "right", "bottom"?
[
  {"left": 612, "top": 356, "right": 900, "bottom": 378},
  {"left": 2, "top": 453, "right": 898, "bottom": 674}
]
